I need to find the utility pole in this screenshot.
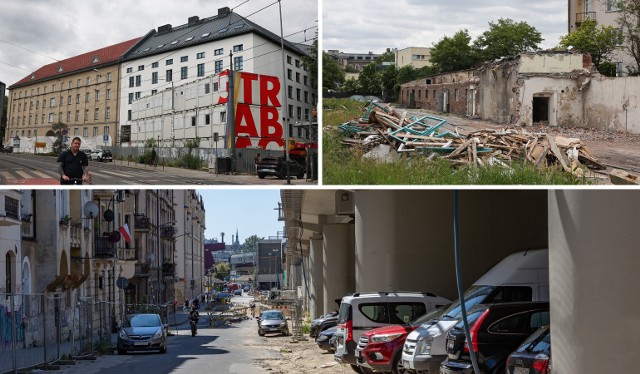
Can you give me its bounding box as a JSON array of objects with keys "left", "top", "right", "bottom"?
[{"left": 278, "top": 0, "right": 291, "bottom": 184}]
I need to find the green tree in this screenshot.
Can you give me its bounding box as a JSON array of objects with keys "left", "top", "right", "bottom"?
[
  {"left": 473, "top": 18, "right": 542, "bottom": 61},
  {"left": 397, "top": 65, "right": 418, "bottom": 84},
  {"left": 341, "top": 78, "right": 360, "bottom": 94},
  {"left": 214, "top": 262, "right": 230, "bottom": 280},
  {"left": 302, "top": 37, "right": 318, "bottom": 89},
  {"left": 322, "top": 51, "right": 345, "bottom": 92},
  {"left": 358, "top": 63, "right": 382, "bottom": 94},
  {"left": 430, "top": 29, "right": 480, "bottom": 72},
  {"left": 558, "top": 19, "right": 620, "bottom": 75},
  {"left": 375, "top": 51, "right": 396, "bottom": 63},
  {"left": 380, "top": 65, "right": 398, "bottom": 96},
  {"left": 241, "top": 234, "right": 263, "bottom": 253},
  {"left": 615, "top": 0, "right": 640, "bottom": 74}
]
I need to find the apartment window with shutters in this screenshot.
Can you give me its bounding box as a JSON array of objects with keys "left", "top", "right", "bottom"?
[{"left": 197, "top": 63, "right": 205, "bottom": 77}]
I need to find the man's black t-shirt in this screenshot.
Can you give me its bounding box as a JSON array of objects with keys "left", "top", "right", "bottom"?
[{"left": 57, "top": 150, "right": 89, "bottom": 180}]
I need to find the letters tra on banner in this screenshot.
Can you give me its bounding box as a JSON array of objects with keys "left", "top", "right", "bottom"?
[{"left": 215, "top": 70, "right": 283, "bottom": 150}]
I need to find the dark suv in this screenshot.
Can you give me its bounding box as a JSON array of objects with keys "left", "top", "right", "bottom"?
[
  {"left": 440, "top": 302, "right": 550, "bottom": 374},
  {"left": 257, "top": 157, "right": 305, "bottom": 179},
  {"left": 506, "top": 325, "right": 551, "bottom": 374}
]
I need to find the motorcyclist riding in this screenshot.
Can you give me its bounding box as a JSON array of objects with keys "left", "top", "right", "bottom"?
[{"left": 189, "top": 307, "right": 200, "bottom": 337}]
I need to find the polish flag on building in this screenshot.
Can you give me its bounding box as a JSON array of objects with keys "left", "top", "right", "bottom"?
[{"left": 119, "top": 223, "right": 131, "bottom": 243}]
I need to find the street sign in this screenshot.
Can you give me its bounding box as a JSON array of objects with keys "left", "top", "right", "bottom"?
[{"left": 190, "top": 279, "right": 196, "bottom": 286}]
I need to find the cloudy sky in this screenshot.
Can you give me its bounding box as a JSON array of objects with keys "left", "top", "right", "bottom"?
[
  {"left": 322, "top": 0, "right": 567, "bottom": 54},
  {"left": 0, "top": 0, "right": 317, "bottom": 89}
]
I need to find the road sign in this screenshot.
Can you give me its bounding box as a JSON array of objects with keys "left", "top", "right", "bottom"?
[{"left": 116, "top": 277, "right": 129, "bottom": 289}]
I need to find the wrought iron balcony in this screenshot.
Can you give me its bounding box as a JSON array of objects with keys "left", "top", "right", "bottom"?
[
  {"left": 161, "top": 226, "right": 176, "bottom": 239},
  {"left": 134, "top": 213, "right": 151, "bottom": 231},
  {"left": 162, "top": 262, "right": 175, "bottom": 275},
  {"left": 94, "top": 236, "right": 115, "bottom": 258},
  {"left": 135, "top": 263, "right": 150, "bottom": 276}
]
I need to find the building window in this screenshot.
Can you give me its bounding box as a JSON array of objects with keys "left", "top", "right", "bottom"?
[
  {"left": 106, "top": 89, "right": 111, "bottom": 99},
  {"left": 50, "top": 98, "right": 56, "bottom": 107},
  {"left": 214, "top": 48, "right": 223, "bottom": 56},
  {"left": 297, "top": 106, "right": 302, "bottom": 120},
  {"left": 607, "top": 0, "right": 620, "bottom": 11},
  {"left": 135, "top": 92, "right": 141, "bottom": 100},
  {"left": 205, "top": 114, "right": 211, "bottom": 125},
  {"left": 191, "top": 116, "right": 196, "bottom": 126},
  {"left": 197, "top": 52, "right": 205, "bottom": 59},
  {"left": 287, "top": 69, "right": 292, "bottom": 80},
  {"left": 48, "top": 113, "right": 54, "bottom": 123},
  {"left": 95, "top": 90, "right": 100, "bottom": 101},
  {"left": 304, "top": 91, "right": 309, "bottom": 103},
  {"left": 138, "top": 65, "right": 144, "bottom": 71},
  {"left": 166, "top": 59, "right": 173, "bottom": 65},
  {"left": 233, "top": 56, "right": 243, "bottom": 71},
  {"left": 67, "top": 111, "right": 71, "bottom": 122},
  {"left": 152, "top": 62, "right": 159, "bottom": 68},
  {"left": 288, "top": 85, "right": 293, "bottom": 99},
  {"left": 304, "top": 108, "right": 310, "bottom": 121},
  {"left": 93, "top": 127, "right": 99, "bottom": 136},
  {"left": 128, "top": 110, "right": 132, "bottom": 121},
  {"left": 220, "top": 112, "right": 226, "bottom": 123},
  {"left": 152, "top": 72, "right": 158, "bottom": 84},
  {"left": 67, "top": 95, "right": 71, "bottom": 105},
  {"left": 74, "top": 128, "right": 78, "bottom": 136},
  {"left": 94, "top": 108, "right": 99, "bottom": 120},
  {"left": 204, "top": 83, "right": 210, "bottom": 94},
  {"left": 106, "top": 72, "right": 112, "bottom": 82},
  {"left": 215, "top": 60, "right": 223, "bottom": 73},
  {"left": 181, "top": 66, "right": 188, "bottom": 79},
  {"left": 233, "top": 44, "right": 243, "bottom": 52},
  {"left": 287, "top": 56, "right": 292, "bottom": 64},
  {"left": 295, "top": 59, "right": 300, "bottom": 68},
  {"left": 166, "top": 70, "right": 173, "bottom": 82},
  {"left": 181, "top": 56, "right": 188, "bottom": 62},
  {"left": 77, "top": 79, "right": 81, "bottom": 87},
  {"left": 213, "top": 82, "right": 219, "bottom": 91},
  {"left": 288, "top": 104, "right": 293, "bottom": 118},
  {"left": 95, "top": 75, "right": 100, "bottom": 84},
  {"left": 83, "top": 127, "right": 88, "bottom": 137},
  {"left": 84, "top": 109, "right": 89, "bottom": 121},
  {"left": 106, "top": 106, "right": 111, "bottom": 119},
  {"left": 86, "top": 77, "right": 91, "bottom": 85},
  {"left": 296, "top": 88, "right": 301, "bottom": 101},
  {"left": 128, "top": 93, "right": 133, "bottom": 104},
  {"left": 151, "top": 89, "right": 157, "bottom": 95},
  {"left": 135, "top": 75, "right": 141, "bottom": 86},
  {"left": 75, "top": 110, "right": 79, "bottom": 121},
  {"left": 76, "top": 94, "right": 80, "bottom": 104},
  {"left": 129, "top": 77, "right": 134, "bottom": 88},
  {"left": 296, "top": 72, "right": 300, "bottom": 83},
  {"left": 104, "top": 126, "right": 109, "bottom": 136},
  {"left": 197, "top": 63, "right": 205, "bottom": 77},
  {"left": 85, "top": 92, "right": 90, "bottom": 102},
  {"left": 126, "top": 67, "right": 133, "bottom": 73}
]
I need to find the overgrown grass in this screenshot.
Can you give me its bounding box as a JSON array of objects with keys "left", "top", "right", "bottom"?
[{"left": 322, "top": 98, "right": 590, "bottom": 185}]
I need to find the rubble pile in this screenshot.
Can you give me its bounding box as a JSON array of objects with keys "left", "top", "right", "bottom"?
[{"left": 338, "top": 102, "right": 606, "bottom": 175}]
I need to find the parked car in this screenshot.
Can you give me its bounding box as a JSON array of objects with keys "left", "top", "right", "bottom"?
[
  {"left": 334, "top": 291, "right": 451, "bottom": 372},
  {"left": 234, "top": 289, "right": 242, "bottom": 296},
  {"left": 257, "top": 156, "right": 305, "bottom": 179},
  {"left": 440, "top": 302, "right": 550, "bottom": 374},
  {"left": 401, "top": 249, "right": 549, "bottom": 374},
  {"left": 317, "top": 326, "right": 339, "bottom": 352},
  {"left": 91, "top": 149, "right": 113, "bottom": 162},
  {"left": 310, "top": 311, "right": 339, "bottom": 339},
  {"left": 506, "top": 325, "right": 552, "bottom": 374},
  {"left": 355, "top": 304, "right": 450, "bottom": 374},
  {"left": 117, "top": 313, "right": 168, "bottom": 354},
  {"left": 257, "top": 310, "right": 290, "bottom": 336},
  {"left": 1, "top": 145, "right": 13, "bottom": 153}
]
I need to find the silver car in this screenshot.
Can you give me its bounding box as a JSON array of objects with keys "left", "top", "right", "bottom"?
[
  {"left": 117, "top": 313, "right": 168, "bottom": 354},
  {"left": 257, "top": 310, "right": 289, "bottom": 336}
]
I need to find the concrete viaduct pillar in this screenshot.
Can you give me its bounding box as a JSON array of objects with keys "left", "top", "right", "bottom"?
[
  {"left": 309, "top": 237, "right": 323, "bottom": 319},
  {"left": 323, "top": 223, "right": 354, "bottom": 315}
]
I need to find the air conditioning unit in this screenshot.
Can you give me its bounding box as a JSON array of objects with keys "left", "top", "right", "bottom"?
[
  {"left": 335, "top": 190, "right": 355, "bottom": 216},
  {"left": 115, "top": 190, "right": 126, "bottom": 202}
]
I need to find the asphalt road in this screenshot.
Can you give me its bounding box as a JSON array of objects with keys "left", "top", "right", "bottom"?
[
  {"left": 55, "top": 310, "right": 277, "bottom": 374},
  {"left": 0, "top": 154, "right": 315, "bottom": 185}
]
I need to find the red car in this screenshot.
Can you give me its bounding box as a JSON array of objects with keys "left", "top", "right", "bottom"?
[{"left": 355, "top": 305, "right": 449, "bottom": 374}]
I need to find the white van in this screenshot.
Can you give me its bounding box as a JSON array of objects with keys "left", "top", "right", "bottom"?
[
  {"left": 333, "top": 291, "right": 450, "bottom": 370},
  {"left": 400, "top": 248, "right": 549, "bottom": 374}
]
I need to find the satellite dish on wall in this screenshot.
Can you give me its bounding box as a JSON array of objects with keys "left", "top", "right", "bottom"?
[
  {"left": 104, "top": 209, "right": 114, "bottom": 222},
  {"left": 83, "top": 201, "right": 99, "bottom": 220}
]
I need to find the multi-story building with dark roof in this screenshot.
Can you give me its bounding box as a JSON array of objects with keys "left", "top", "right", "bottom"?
[
  {"left": 5, "top": 38, "right": 141, "bottom": 152},
  {"left": 119, "top": 7, "right": 316, "bottom": 149}
]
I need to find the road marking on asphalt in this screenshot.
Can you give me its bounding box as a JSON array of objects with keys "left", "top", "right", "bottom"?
[
  {"left": 32, "top": 170, "right": 52, "bottom": 178},
  {"left": 16, "top": 170, "right": 32, "bottom": 178}
]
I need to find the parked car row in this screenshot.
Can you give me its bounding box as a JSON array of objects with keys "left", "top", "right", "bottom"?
[
  {"left": 318, "top": 248, "right": 551, "bottom": 374},
  {"left": 257, "top": 156, "right": 305, "bottom": 179}
]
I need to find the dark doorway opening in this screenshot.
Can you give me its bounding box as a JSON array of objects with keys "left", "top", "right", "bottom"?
[{"left": 532, "top": 96, "right": 550, "bottom": 123}]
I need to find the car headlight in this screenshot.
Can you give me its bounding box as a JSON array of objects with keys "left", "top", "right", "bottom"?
[
  {"left": 371, "top": 333, "right": 403, "bottom": 343},
  {"left": 417, "top": 337, "right": 433, "bottom": 355},
  {"left": 118, "top": 330, "right": 129, "bottom": 339},
  {"left": 279, "top": 322, "right": 286, "bottom": 327},
  {"left": 153, "top": 329, "right": 163, "bottom": 339}
]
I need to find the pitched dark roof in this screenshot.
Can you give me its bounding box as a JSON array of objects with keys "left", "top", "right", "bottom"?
[
  {"left": 123, "top": 8, "right": 307, "bottom": 61},
  {"left": 10, "top": 38, "right": 141, "bottom": 89}
]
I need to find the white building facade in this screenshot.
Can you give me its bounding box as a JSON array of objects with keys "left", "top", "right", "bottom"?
[{"left": 119, "top": 7, "right": 315, "bottom": 149}]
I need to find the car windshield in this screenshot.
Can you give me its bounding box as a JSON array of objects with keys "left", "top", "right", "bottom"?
[
  {"left": 127, "top": 314, "right": 161, "bottom": 327},
  {"left": 440, "top": 285, "right": 496, "bottom": 321},
  {"left": 262, "top": 312, "right": 283, "bottom": 320},
  {"left": 453, "top": 306, "right": 489, "bottom": 329},
  {"left": 410, "top": 303, "right": 452, "bottom": 326}
]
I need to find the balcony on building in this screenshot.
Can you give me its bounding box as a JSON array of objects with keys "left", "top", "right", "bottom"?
[
  {"left": 134, "top": 262, "right": 151, "bottom": 277},
  {"left": 161, "top": 226, "right": 176, "bottom": 240},
  {"left": 0, "top": 196, "right": 21, "bottom": 226},
  {"left": 162, "top": 262, "right": 175, "bottom": 275},
  {"left": 575, "top": 12, "right": 596, "bottom": 27},
  {"left": 134, "top": 213, "right": 151, "bottom": 232},
  {"left": 95, "top": 236, "right": 115, "bottom": 258},
  {"left": 117, "top": 247, "right": 137, "bottom": 261},
  {"left": 70, "top": 223, "right": 82, "bottom": 248}
]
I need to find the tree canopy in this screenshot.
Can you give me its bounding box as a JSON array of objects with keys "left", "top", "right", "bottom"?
[
  {"left": 358, "top": 63, "right": 382, "bottom": 95},
  {"left": 302, "top": 37, "right": 318, "bottom": 89},
  {"left": 322, "top": 51, "right": 345, "bottom": 92},
  {"left": 430, "top": 29, "right": 481, "bottom": 72},
  {"left": 559, "top": 19, "right": 620, "bottom": 76},
  {"left": 473, "top": 18, "right": 543, "bottom": 61},
  {"left": 615, "top": 0, "right": 640, "bottom": 75},
  {"left": 241, "top": 234, "right": 262, "bottom": 253}
]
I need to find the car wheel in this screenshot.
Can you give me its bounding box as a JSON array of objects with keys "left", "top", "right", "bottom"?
[
  {"left": 258, "top": 174, "right": 265, "bottom": 179},
  {"left": 278, "top": 171, "right": 286, "bottom": 179},
  {"left": 391, "top": 350, "right": 404, "bottom": 374},
  {"left": 297, "top": 170, "right": 304, "bottom": 179},
  {"left": 258, "top": 330, "right": 265, "bottom": 336},
  {"left": 283, "top": 328, "right": 290, "bottom": 336},
  {"left": 350, "top": 364, "right": 363, "bottom": 373}
]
